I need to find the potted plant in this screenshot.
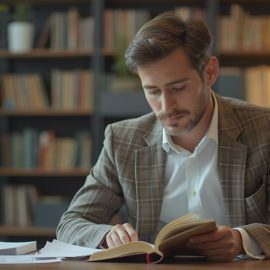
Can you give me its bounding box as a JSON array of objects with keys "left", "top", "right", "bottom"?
[
  {"left": 108, "top": 35, "right": 141, "bottom": 92},
  {"left": 7, "top": 3, "right": 34, "bottom": 52}
]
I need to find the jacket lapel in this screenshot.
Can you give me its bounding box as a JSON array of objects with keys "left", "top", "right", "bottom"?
[
  {"left": 135, "top": 120, "right": 166, "bottom": 242},
  {"left": 217, "top": 95, "right": 247, "bottom": 227}
]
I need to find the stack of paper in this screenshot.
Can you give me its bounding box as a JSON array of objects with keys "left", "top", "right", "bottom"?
[
  {"left": 0, "top": 241, "right": 37, "bottom": 255},
  {"left": 0, "top": 239, "right": 101, "bottom": 264},
  {"left": 0, "top": 255, "right": 61, "bottom": 264}
]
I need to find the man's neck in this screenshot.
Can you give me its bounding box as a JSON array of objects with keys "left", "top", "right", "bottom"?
[{"left": 171, "top": 95, "right": 215, "bottom": 152}]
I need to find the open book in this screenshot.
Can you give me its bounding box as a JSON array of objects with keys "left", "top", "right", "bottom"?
[{"left": 89, "top": 213, "right": 217, "bottom": 263}]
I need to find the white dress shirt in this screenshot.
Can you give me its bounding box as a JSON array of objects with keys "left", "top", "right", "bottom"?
[{"left": 158, "top": 92, "right": 263, "bottom": 259}]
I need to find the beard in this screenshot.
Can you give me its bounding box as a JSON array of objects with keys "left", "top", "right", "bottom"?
[{"left": 157, "top": 107, "right": 206, "bottom": 137}]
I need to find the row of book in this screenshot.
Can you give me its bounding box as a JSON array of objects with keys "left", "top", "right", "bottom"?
[
  {"left": 218, "top": 4, "right": 270, "bottom": 51},
  {"left": 103, "top": 9, "right": 150, "bottom": 51},
  {"left": 215, "top": 66, "right": 270, "bottom": 108},
  {"left": 0, "top": 70, "right": 94, "bottom": 111},
  {"left": 103, "top": 7, "right": 205, "bottom": 52},
  {"left": 51, "top": 69, "right": 94, "bottom": 111},
  {"left": 1, "top": 74, "right": 49, "bottom": 110},
  {"left": 37, "top": 7, "right": 94, "bottom": 50},
  {"left": 245, "top": 66, "right": 270, "bottom": 107},
  {"left": 2, "top": 4, "right": 270, "bottom": 53},
  {"left": 0, "top": 129, "right": 92, "bottom": 170},
  {"left": 1, "top": 184, "right": 69, "bottom": 227}
]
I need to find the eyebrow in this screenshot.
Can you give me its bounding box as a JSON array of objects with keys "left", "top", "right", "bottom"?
[{"left": 143, "top": 78, "right": 190, "bottom": 89}]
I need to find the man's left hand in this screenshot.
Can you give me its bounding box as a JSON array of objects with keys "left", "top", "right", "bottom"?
[{"left": 187, "top": 225, "right": 244, "bottom": 261}]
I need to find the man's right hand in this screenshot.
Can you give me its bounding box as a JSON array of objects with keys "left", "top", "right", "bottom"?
[{"left": 105, "top": 223, "right": 138, "bottom": 248}]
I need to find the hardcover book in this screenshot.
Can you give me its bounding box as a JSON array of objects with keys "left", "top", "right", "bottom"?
[{"left": 89, "top": 213, "right": 216, "bottom": 263}]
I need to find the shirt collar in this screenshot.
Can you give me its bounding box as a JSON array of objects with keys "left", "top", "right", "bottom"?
[{"left": 162, "top": 91, "right": 219, "bottom": 153}]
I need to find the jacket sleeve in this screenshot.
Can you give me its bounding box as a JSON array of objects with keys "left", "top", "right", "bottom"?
[
  {"left": 241, "top": 223, "right": 270, "bottom": 258},
  {"left": 56, "top": 125, "right": 124, "bottom": 248},
  {"left": 241, "top": 172, "right": 270, "bottom": 258}
]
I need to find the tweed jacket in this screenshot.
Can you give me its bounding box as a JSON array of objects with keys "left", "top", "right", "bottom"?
[{"left": 57, "top": 94, "right": 270, "bottom": 256}]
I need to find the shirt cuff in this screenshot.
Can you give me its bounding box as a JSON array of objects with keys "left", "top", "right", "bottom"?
[{"left": 234, "top": 227, "right": 265, "bottom": 260}]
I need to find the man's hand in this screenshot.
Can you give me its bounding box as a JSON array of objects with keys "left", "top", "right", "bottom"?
[
  {"left": 104, "top": 223, "right": 138, "bottom": 248},
  {"left": 187, "top": 225, "right": 244, "bottom": 261}
]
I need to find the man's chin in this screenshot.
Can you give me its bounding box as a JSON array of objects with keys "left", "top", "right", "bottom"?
[{"left": 164, "top": 126, "right": 192, "bottom": 137}]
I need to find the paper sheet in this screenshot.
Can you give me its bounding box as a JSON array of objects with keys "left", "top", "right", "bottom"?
[
  {"left": 0, "top": 255, "right": 61, "bottom": 264},
  {"left": 37, "top": 239, "right": 102, "bottom": 258}
]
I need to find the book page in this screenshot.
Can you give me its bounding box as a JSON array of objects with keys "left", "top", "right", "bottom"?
[
  {"left": 154, "top": 213, "right": 201, "bottom": 246},
  {"left": 89, "top": 241, "right": 155, "bottom": 261},
  {"left": 38, "top": 239, "right": 101, "bottom": 258},
  {"left": 157, "top": 221, "right": 217, "bottom": 256}
]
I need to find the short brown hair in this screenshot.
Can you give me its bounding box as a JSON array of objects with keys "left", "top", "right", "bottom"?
[{"left": 125, "top": 11, "right": 213, "bottom": 75}]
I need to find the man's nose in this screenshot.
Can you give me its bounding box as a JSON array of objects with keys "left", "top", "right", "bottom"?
[{"left": 161, "top": 92, "right": 175, "bottom": 112}]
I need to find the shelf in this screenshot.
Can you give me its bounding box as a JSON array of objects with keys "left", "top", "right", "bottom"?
[
  {"left": 0, "top": 49, "right": 93, "bottom": 59},
  {"left": 0, "top": 168, "right": 90, "bottom": 177},
  {"left": 0, "top": 226, "right": 55, "bottom": 237},
  {"left": 220, "top": 0, "right": 270, "bottom": 4},
  {"left": 219, "top": 50, "right": 270, "bottom": 66},
  {"left": 0, "top": 109, "right": 93, "bottom": 117},
  {"left": 1, "top": 0, "right": 89, "bottom": 5},
  {"left": 219, "top": 50, "right": 270, "bottom": 58},
  {"left": 106, "top": 0, "right": 203, "bottom": 8},
  {"left": 100, "top": 91, "right": 151, "bottom": 117},
  {"left": 0, "top": 49, "right": 116, "bottom": 59}
]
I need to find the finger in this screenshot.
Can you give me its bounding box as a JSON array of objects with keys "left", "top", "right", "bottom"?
[
  {"left": 196, "top": 246, "right": 233, "bottom": 257},
  {"left": 189, "top": 226, "right": 227, "bottom": 244},
  {"left": 122, "top": 223, "right": 138, "bottom": 242},
  {"left": 188, "top": 242, "right": 237, "bottom": 262},
  {"left": 188, "top": 236, "right": 231, "bottom": 250},
  {"left": 106, "top": 231, "right": 122, "bottom": 248},
  {"left": 116, "top": 225, "right": 134, "bottom": 244},
  {"left": 106, "top": 224, "right": 136, "bottom": 248}
]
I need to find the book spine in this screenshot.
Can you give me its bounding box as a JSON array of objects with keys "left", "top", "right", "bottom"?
[{"left": 145, "top": 253, "right": 163, "bottom": 264}]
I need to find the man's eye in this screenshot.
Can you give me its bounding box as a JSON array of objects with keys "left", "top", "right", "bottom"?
[
  {"left": 172, "top": 86, "right": 186, "bottom": 91},
  {"left": 147, "top": 90, "right": 160, "bottom": 95}
]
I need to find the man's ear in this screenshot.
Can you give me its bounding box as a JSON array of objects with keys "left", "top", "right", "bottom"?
[{"left": 204, "top": 56, "right": 219, "bottom": 87}]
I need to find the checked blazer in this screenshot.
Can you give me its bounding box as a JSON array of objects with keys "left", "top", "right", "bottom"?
[{"left": 57, "top": 93, "right": 270, "bottom": 256}]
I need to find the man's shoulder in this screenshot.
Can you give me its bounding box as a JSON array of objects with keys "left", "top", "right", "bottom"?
[
  {"left": 111, "top": 112, "right": 157, "bottom": 129},
  {"left": 218, "top": 96, "right": 270, "bottom": 142},
  {"left": 218, "top": 95, "right": 270, "bottom": 119},
  {"left": 105, "top": 112, "right": 159, "bottom": 142}
]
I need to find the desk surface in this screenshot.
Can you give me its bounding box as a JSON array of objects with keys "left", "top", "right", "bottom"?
[{"left": 0, "top": 259, "right": 269, "bottom": 270}]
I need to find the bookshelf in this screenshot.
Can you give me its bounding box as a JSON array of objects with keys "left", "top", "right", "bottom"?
[
  {"left": 214, "top": 0, "right": 270, "bottom": 103},
  {"left": 0, "top": 0, "right": 93, "bottom": 245}
]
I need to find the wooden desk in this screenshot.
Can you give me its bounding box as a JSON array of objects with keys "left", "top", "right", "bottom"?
[{"left": 0, "top": 259, "right": 269, "bottom": 270}]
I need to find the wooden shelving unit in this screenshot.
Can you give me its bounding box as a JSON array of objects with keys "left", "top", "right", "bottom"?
[
  {"left": 0, "top": 226, "right": 55, "bottom": 237},
  {"left": 0, "top": 50, "right": 93, "bottom": 59},
  {"left": 219, "top": 50, "right": 270, "bottom": 58},
  {"left": 0, "top": 168, "right": 89, "bottom": 177},
  {"left": 0, "top": 110, "right": 93, "bottom": 116},
  {"left": 0, "top": 0, "right": 89, "bottom": 5},
  {"left": 0, "top": 0, "right": 94, "bottom": 243}
]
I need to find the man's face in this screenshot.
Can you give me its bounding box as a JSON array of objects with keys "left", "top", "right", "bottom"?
[{"left": 138, "top": 48, "right": 214, "bottom": 137}]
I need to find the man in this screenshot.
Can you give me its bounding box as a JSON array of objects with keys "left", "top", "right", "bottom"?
[{"left": 57, "top": 11, "right": 270, "bottom": 261}]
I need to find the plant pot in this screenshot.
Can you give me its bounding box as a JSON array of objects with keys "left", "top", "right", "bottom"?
[{"left": 7, "top": 22, "right": 34, "bottom": 52}]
